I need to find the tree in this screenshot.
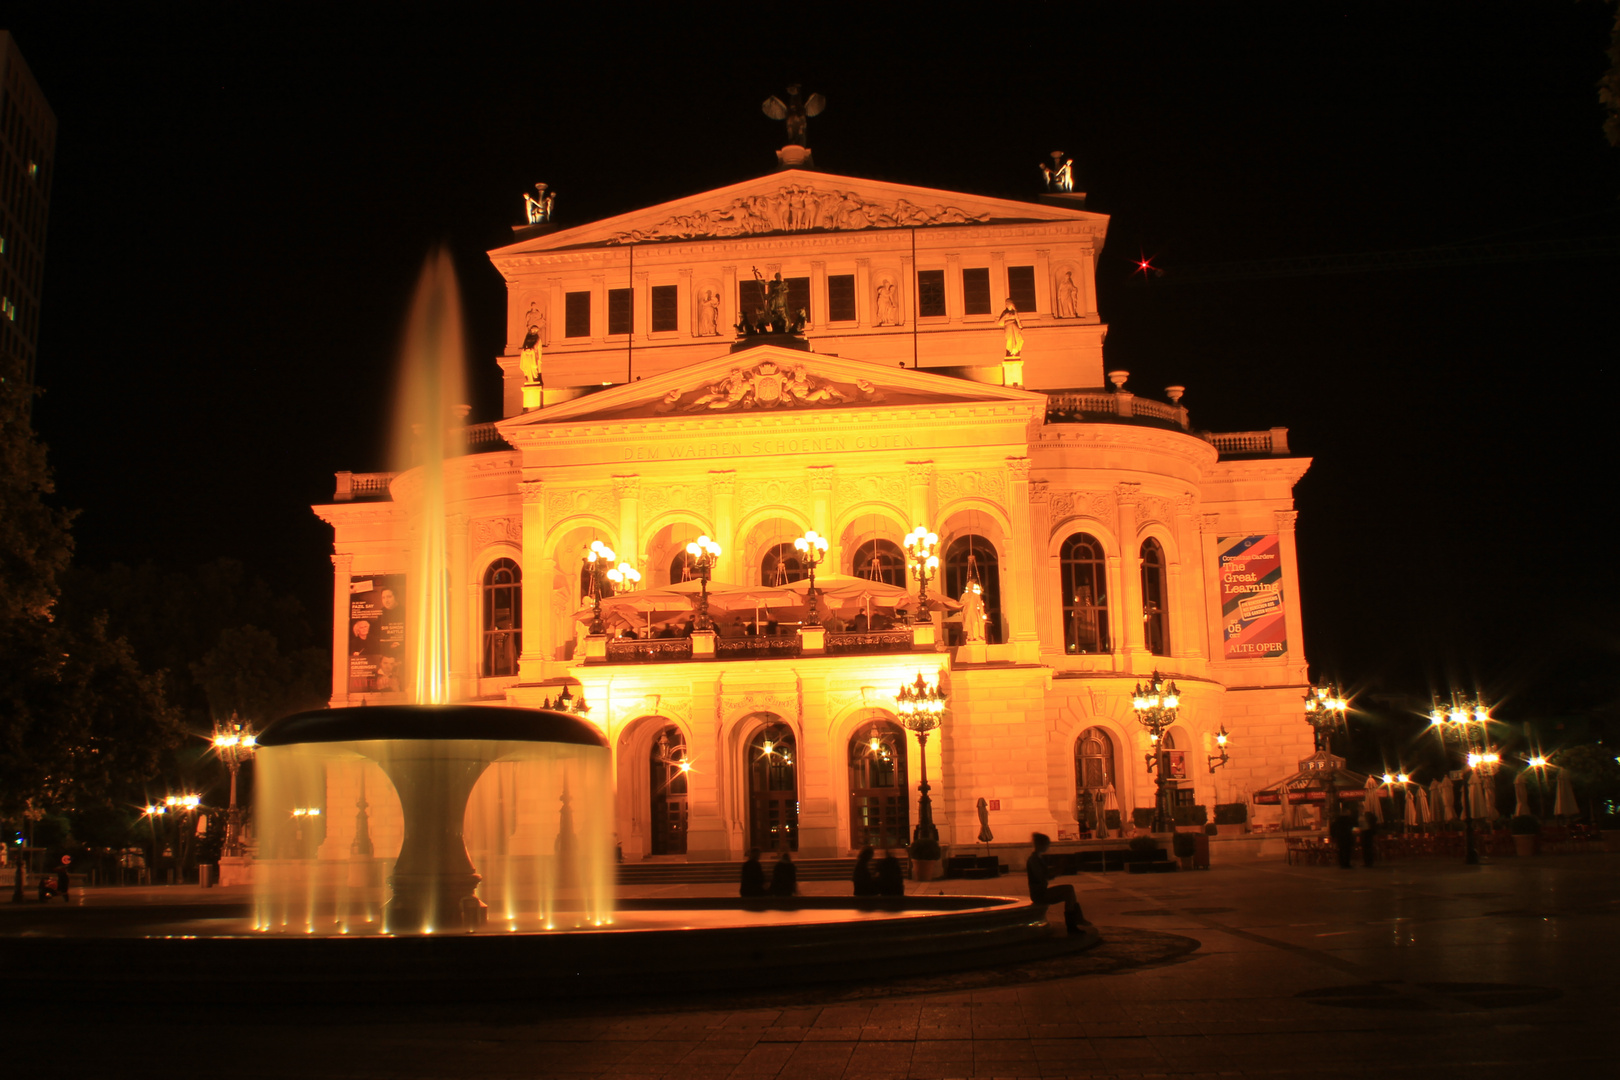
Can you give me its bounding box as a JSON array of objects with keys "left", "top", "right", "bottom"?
[{"left": 192, "top": 624, "right": 329, "bottom": 725}]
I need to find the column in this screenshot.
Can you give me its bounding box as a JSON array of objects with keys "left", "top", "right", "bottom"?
[
  {"left": 633, "top": 271, "right": 650, "bottom": 339},
  {"left": 810, "top": 260, "right": 826, "bottom": 331},
  {"left": 1199, "top": 512, "right": 1224, "bottom": 667},
  {"left": 905, "top": 461, "right": 935, "bottom": 529},
  {"left": 1034, "top": 249, "right": 1052, "bottom": 314},
  {"left": 590, "top": 273, "right": 605, "bottom": 345},
  {"left": 330, "top": 553, "right": 353, "bottom": 706},
  {"left": 710, "top": 470, "right": 736, "bottom": 583},
  {"left": 1079, "top": 242, "right": 1097, "bottom": 318},
  {"left": 518, "top": 479, "right": 549, "bottom": 680},
  {"left": 720, "top": 265, "right": 737, "bottom": 337},
  {"left": 944, "top": 253, "right": 963, "bottom": 325},
  {"left": 899, "top": 252, "right": 913, "bottom": 327},
  {"left": 1274, "top": 509, "right": 1307, "bottom": 682},
  {"left": 677, "top": 268, "right": 693, "bottom": 336},
  {"left": 854, "top": 258, "right": 871, "bottom": 327},
  {"left": 808, "top": 466, "right": 834, "bottom": 535},
  {"left": 1004, "top": 458, "right": 1040, "bottom": 663},
  {"left": 613, "top": 475, "right": 642, "bottom": 570},
  {"left": 448, "top": 513, "right": 472, "bottom": 698},
  {"left": 1115, "top": 482, "right": 1147, "bottom": 664},
  {"left": 1172, "top": 495, "right": 1205, "bottom": 661}
]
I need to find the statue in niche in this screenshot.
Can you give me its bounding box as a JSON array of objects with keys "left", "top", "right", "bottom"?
[
  {"left": 874, "top": 280, "right": 901, "bottom": 326},
  {"left": 523, "top": 182, "right": 555, "bottom": 224},
  {"left": 762, "top": 84, "right": 825, "bottom": 147},
  {"left": 998, "top": 298, "right": 1025, "bottom": 356},
  {"left": 520, "top": 302, "right": 545, "bottom": 383},
  {"left": 1055, "top": 270, "right": 1080, "bottom": 319},
  {"left": 696, "top": 289, "right": 720, "bottom": 336},
  {"left": 960, "top": 582, "right": 987, "bottom": 643}
]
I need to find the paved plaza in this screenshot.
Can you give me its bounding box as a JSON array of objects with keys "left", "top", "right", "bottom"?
[{"left": 12, "top": 848, "right": 1617, "bottom": 1079}]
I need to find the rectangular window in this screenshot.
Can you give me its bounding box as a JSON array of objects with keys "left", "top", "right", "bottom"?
[
  {"left": 651, "top": 284, "right": 678, "bottom": 332},
  {"left": 786, "top": 276, "right": 810, "bottom": 324},
  {"left": 827, "top": 274, "right": 856, "bottom": 321},
  {"left": 917, "top": 269, "right": 946, "bottom": 318},
  {"left": 607, "top": 288, "right": 632, "bottom": 335},
  {"left": 1007, "top": 265, "right": 1037, "bottom": 314},
  {"left": 564, "top": 291, "right": 590, "bottom": 338},
  {"left": 962, "top": 267, "right": 991, "bottom": 315}
]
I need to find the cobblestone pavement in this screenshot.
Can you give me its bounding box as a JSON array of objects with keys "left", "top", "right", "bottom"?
[{"left": 15, "top": 850, "right": 1616, "bottom": 1078}]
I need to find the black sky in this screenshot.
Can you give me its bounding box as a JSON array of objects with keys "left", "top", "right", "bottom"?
[{"left": 7, "top": 4, "right": 1618, "bottom": 732}]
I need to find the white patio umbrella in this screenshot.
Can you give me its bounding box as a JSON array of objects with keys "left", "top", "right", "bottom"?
[
  {"left": 1430, "top": 779, "right": 1452, "bottom": 823},
  {"left": 1481, "top": 773, "right": 1499, "bottom": 820},
  {"left": 1554, "top": 768, "right": 1578, "bottom": 818},
  {"left": 1403, "top": 784, "right": 1421, "bottom": 826},
  {"left": 1412, "top": 785, "right": 1431, "bottom": 825},
  {"left": 1468, "top": 769, "right": 1489, "bottom": 820},
  {"left": 1363, "top": 776, "right": 1384, "bottom": 823},
  {"left": 1101, "top": 783, "right": 1120, "bottom": 838},
  {"left": 1513, "top": 772, "right": 1532, "bottom": 818}
]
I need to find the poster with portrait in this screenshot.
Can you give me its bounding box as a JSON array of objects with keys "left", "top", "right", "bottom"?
[
  {"left": 1218, "top": 534, "right": 1287, "bottom": 660},
  {"left": 348, "top": 575, "right": 406, "bottom": 694},
  {"left": 1162, "top": 750, "right": 1188, "bottom": 781}
]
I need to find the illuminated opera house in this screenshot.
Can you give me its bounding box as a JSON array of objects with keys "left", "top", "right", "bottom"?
[{"left": 315, "top": 136, "right": 1315, "bottom": 864}]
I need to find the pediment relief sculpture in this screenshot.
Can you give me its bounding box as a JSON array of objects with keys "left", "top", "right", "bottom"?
[
  {"left": 654, "top": 360, "right": 884, "bottom": 414},
  {"left": 607, "top": 184, "right": 990, "bottom": 244}
]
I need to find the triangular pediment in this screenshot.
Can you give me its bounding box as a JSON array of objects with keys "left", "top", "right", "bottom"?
[
  {"left": 496, "top": 344, "right": 1044, "bottom": 431},
  {"left": 491, "top": 170, "right": 1106, "bottom": 255}
]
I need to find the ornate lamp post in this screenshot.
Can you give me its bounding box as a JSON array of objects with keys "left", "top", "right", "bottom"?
[
  {"left": 606, "top": 560, "right": 640, "bottom": 596},
  {"left": 793, "top": 530, "right": 829, "bottom": 626},
  {"left": 894, "top": 671, "right": 947, "bottom": 844},
  {"left": 544, "top": 684, "right": 592, "bottom": 717},
  {"left": 902, "top": 526, "right": 939, "bottom": 625},
  {"left": 1131, "top": 670, "right": 1180, "bottom": 832},
  {"left": 1429, "top": 692, "right": 1496, "bottom": 865},
  {"left": 211, "top": 715, "right": 258, "bottom": 858},
  {"left": 1207, "top": 723, "right": 1232, "bottom": 773},
  {"left": 1303, "top": 684, "right": 1349, "bottom": 752},
  {"left": 684, "top": 535, "right": 723, "bottom": 631},
  {"left": 583, "top": 539, "right": 617, "bottom": 634}
]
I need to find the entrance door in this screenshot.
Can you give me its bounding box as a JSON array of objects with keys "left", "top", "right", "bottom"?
[
  {"left": 649, "top": 726, "right": 688, "bottom": 855},
  {"left": 849, "top": 720, "right": 909, "bottom": 848},
  {"left": 747, "top": 723, "right": 798, "bottom": 853}
]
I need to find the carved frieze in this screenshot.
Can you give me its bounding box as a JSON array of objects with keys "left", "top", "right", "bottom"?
[
  {"left": 519, "top": 479, "right": 544, "bottom": 504},
  {"left": 721, "top": 690, "right": 802, "bottom": 728},
  {"left": 640, "top": 480, "right": 713, "bottom": 519},
  {"left": 1274, "top": 510, "right": 1299, "bottom": 533},
  {"left": 937, "top": 469, "right": 1006, "bottom": 505},
  {"left": 471, "top": 516, "right": 522, "bottom": 548},
  {"left": 545, "top": 486, "right": 617, "bottom": 522},
  {"left": 1048, "top": 489, "right": 1114, "bottom": 523},
  {"left": 838, "top": 472, "right": 906, "bottom": 508},
  {"left": 655, "top": 358, "right": 881, "bottom": 414},
  {"left": 737, "top": 476, "right": 810, "bottom": 512},
  {"left": 1135, "top": 496, "right": 1175, "bottom": 530},
  {"left": 607, "top": 184, "right": 990, "bottom": 244},
  {"left": 611, "top": 475, "right": 641, "bottom": 499}
]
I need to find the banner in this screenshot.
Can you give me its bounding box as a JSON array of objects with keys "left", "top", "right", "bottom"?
[
  {"left": 348, "top": 575, "right": 406, "bottom": 693},
  {"left": 1218, "top": 535, "right": 1287, "bottom": 660}
]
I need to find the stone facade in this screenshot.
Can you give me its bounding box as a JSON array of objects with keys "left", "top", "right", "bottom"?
[{"left": 315, "top": 169, "right": 1315, "bottom": 861}]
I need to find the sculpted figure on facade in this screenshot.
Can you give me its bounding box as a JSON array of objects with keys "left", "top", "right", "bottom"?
[
  {"left": 998, "top": 298, "right": 1025, "bottom": 357},
  {"left": 874, "top": 279, "right": 901, "bottom": 326},
  {"left": 1054, "top": 270, "right": 1080, "bottom": 319},
  {"left": 695, "top": 289, "right": 720, "bottom": 336},
  {"left": 519, "top": 301, "right": 545, "bottom": 383},
  {"left": 607, "top": 185, "right": 989, "bottom": 244},
  {"left": 960, "top": 583, "right": 987, "bottom": 643}
]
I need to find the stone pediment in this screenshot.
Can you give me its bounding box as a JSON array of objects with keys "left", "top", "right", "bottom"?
[
  {"left": 496, "top": 345, "right": 1044, "bottom": 430},
  {"left": 492, "top": 170, "right": 1106, "bottom": 255}
]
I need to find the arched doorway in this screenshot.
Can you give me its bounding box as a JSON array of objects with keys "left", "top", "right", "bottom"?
[
  {"left": 1074, "top": 727, "right": 1116, "bottom": 834},
  {"left": 648, "top": 726, "right": 688, "bottom": 855},
  {"left": 746, "top": 722, "right": 798, "bottom": 852},
  {"left": 944, "top": 534, "right": 1002, "bottom": 643},
  {"left": 852, "top": 539, "right": 905, "bottom": 586},
  {"left": 481, "top": 558, "right": 522, "bottom": 676},
  {"left": 761, "top": 543, "right": 806, "bottom": 586},
  {"left": 848, "top": 720, "right": 909, "bottom": 848}
]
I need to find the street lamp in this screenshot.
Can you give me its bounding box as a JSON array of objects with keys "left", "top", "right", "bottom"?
[
  {"left": 145, "top": 794, "right": 203, "bottom": 884},
  {"left": 894, "top": 671, "right": 947, "bottom": 844},
  {"left": 1302, "top": 684, "right": 1349, "bottom": 752},
  {"left": 684, "top": 535, "right": 722, "bottom": 631},
  {"left": 544, "top": 684, "right": 591, "bottom": 717},
  {"left": 902, "top": 526, "right": 939, "bottom": 625},
  {"left": 1132, "top": 670, "right": 1180, "bottom": 833},
  {"left": 1428, "top": 691, "right": 1495, "bottom": 865},
  {"left": 211, "top": 715, "right": 258, "bottom": 858},
  {"left": 1207, "top": 723, "right": 1232, "bottom": 773},
  {"left": 793, "top": 530, "right": 829, "bottom": 626},
  {"left": 584, "top": 540, "right": 617, "bottom": 634}
]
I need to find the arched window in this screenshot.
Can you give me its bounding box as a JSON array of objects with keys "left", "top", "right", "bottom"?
[
  {"left": 761, "top": 542, "right": 805, "bottom": 586},
  {"left": 747, "top": 722, "right": 798, "bottom": 852},
  {"left": 848, "top": 720, "right": 909, "bottom": 848},
  {"left": 669, "top": 551, "right": 693, "bottom": 583},
  {"left": 1060, "top": 533, "right": 1110, "bottom": 654},
  {"left": 649, "top": 725, "right": 688, "bottom": 855},
  {"left": 1140, "top": 538, "right": 1169, "bottom": 656},
  {"left": 944, "top": 534, "right": 1001, "bottom": 643},
  {"left": 1074, "top": 726, "right": 1116, "bottom": 833},
  {"left": 852, "top": 539, "right": 905, "bottom": 587},
  {"left": 482, "top": 558, "right": 521, "bottom": 677}
]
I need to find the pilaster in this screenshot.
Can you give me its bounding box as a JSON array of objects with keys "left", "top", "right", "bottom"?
[
  {"left": 1116, "top": 482, "right": 1147, "bottom": 665},
  {"left": 613, "top": 475, "right": 641, "bottom": 568},
  {"left": 330, "top": 553, "right": 353, "bottom": 707},
  {"left": 1004, "top": 457, "right": 1040, "bottom": 663},
  {"left": 518, "top": 479, "right": 549, "bottom": 679},
  {"left": 710, "top": 470, "right": 736, "bottom": 583},
  {"left": 1274, "top": 509, "right": 1308, "bottom": 682},
  {"left": 905, "top": 461, "right": 935, "bottom": 529},
  {"left": 854, "top": 258, "right": 871, "bottom": 327}
]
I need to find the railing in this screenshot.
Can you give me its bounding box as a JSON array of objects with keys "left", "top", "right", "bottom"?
[
  {"left": 1045, "top": 391, "right": 1190, "bottom": 431},
  {"left": 604, "top": 638, "right": 693, "bottom": 664},
  {"left": 826, "top": 630, "right": 913, "bottom": 655},
  {"left": 465, "top": 422, "right": 511, "bottom": 451},
  {"left": 715, "top": 636, "right": 803, "bottom": 660},
  {"left": 1207, "top": 428, "right": 1291, "bottom": 456},
  {"left": 333, "top": 471, "right": 398, "bottom": 501}
]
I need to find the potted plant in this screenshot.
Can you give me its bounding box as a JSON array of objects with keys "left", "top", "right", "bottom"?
[
  {"left": 1131, "top": 807, "right": 1157, "bottom": 833},
  {"left": 1509, "top": 814, "right": 1540, "bottom": 857},
  {"left": 1213, "top": 802, "right": 1248, "bottom": 837},
  {"left": 1172, "top": 804, "right": 1209, "bottom": 831},
  {"left": 1125, "top": 835, "right": 1160, "bottom": 873},
  {"left": 1173, "top": 831, "right": 1197, "bottom": 870},
  {"left": 909, "top": 837, "right": 942, "bottom": 881},
  {"left": 1104, "top": 809, "right": 1122, "bottom": 835}
]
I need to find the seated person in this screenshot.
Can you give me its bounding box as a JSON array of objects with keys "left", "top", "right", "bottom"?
[{"left": 849, "top": 612, "right": 869, "bottom": 632}]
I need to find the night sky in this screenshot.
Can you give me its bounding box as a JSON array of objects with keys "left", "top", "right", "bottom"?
[{"left": 8, "top": 5, "right": 1618, "bottom": 742}]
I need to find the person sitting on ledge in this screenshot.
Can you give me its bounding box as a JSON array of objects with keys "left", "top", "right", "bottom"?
[
  {"left": 1027, "top": 832, "right": 1089, "bottom": 934},
  {"left": 769, "top": 851, "right": 798, "bottom": 897},
  {"left": 852, "top": 845, "right": 880, "bottom": 897},
  {"left": 739, "top": 849, "right": 766, "bottom": 897}
]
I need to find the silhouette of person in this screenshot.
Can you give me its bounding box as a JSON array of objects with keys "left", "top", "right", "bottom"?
[
  {"left": 852, "top": 845, "right": 880, "bottom": 897},
  {"left": 877, "top": 849, "right": 906, "bottom": 896},
  {"left": 769, "top": 851, "right": 798, "bottom": 897},
  {"left": 739, "top": 848, "right": 766, "bottom": 897},
  {"left": 1027, "top": 832, "right": 1088, "bottom": 934}
]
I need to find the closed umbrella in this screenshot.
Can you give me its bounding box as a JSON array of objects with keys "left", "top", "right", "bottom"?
[
  {"left": 1411, "top": 785, "right": 1430, "bottom": 826},
  {"left": 1554, "top": 769, "right": 1578, "bottom": 818},
  {"left": 976, "top": 796, "right": 994, "bottom": 844},
  {"left": 1101, "top": 783, "right": 1120, "bottom": 839},
  {"left": 1513, "top": 773, "right": 1532, "bottom": 818},
  {"left": 1482, "top": 773, "right": 1499, "bottom": 820},
  {"left": 1364, "top": 776, "right": 1384, "bottom": 823},
  {"left": 1430, "top": 779, "right": 1452, "bottom": 823},
  {"left": 1468, "top": 770, "right": 1489, "bottom": 821},
  {"left": 1403, "top": 785, "right": 1420, "bottom": 826}
]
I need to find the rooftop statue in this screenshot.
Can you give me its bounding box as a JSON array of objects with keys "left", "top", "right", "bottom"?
[
  {"left": 1040, "top": 152, "right": 1074, "bottom": 193},
  {"left": 762, "top": 84, "right": 825, "bottom": 147},
  {"left": 523, "top": 182, "right": 556, "bottom": 225}
]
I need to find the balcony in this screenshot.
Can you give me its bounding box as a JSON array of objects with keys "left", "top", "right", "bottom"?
[
  {"left": 594, "top": 628, "right": 923, "bottom": 665},
  {"left": 1043, "top": 390, "right": 1290, "bottom": 457}
]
